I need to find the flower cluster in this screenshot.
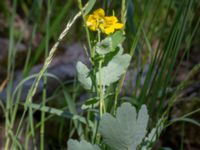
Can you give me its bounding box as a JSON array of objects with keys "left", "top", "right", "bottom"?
[{"left": 86, "top": 8, "right": 124, "bottom": 35}]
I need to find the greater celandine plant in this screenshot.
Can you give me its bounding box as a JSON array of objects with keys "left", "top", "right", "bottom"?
[
  {"left": 67, "top": 8, "right": 159, "bottom": 150},
  {"left": 77, "top": 8, "right": 130, "bottom": 116}
]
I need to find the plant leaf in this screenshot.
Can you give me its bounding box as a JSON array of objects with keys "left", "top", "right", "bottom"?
[
  {"left": 142, "top": 118, "right": 164, "bottom": 150},
  {"left": 83, "top": 0, "right": 96, "bottom": 15},
  {"left": 96, "top": 50, "right": 131, "bottom": 86},
  {"left": 68, "top": 139, "right": 101, "bottom": 150},
  {"left": 171, "top": 117, "right": 200, "bottom": 127},
  {"left": 96, "top": 31, "right": 125, "bottom": 55},
  {"left": 111, "top": 31, "right": 125, "bottom": 49},
  {"left": 134, "top": 105, "right": 149, "bottom": 146},
  {"left": 99, "top": 102, "right": 149, "bottom": 150},
  {"left": 76, "top": 61, "right": 92, "bottom": 90},
  {"left": 96, "top": 37, "right": 112, "bottom": 55}
]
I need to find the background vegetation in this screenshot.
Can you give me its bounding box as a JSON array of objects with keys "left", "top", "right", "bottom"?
[{"left": 0, "top": 0, "right": 199, "bottom": 149}]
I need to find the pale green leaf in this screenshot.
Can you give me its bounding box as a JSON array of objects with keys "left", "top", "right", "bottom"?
[
  {"left": 142, "top": 118, "right": 164, "bottom": 150},
  {"left": 76, "top": 61, "right": 92, "bottom": 90},
  {"left": 68, "top": 139, "right": 101, "bottom": 150},
  {"left": 96, "top": 31, "right": 125, "bottom": 55},
  {"left": 83, "top": 0, "right": 96, "bottom": 15},
  {"left": 99, "top": 102, "right": 149, "bottom": 150},
  {"left": 111, "top": 31, "right": 125, "bottom": 49},
  {"left": 96, "top": 37, "right": 112, "bottom": 55},
  {"left": 134, "top": 105, "right": 149, "bottom": 145},
  {"left": 96, "top": 50, "right": 131, "bottom": 86}
]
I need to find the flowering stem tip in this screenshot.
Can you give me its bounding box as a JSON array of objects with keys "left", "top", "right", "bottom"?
[{"left": 86, "top": 8, "right": 124, "bottom": 35}]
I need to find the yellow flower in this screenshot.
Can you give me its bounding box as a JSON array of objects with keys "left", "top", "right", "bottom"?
[
  {"left": 86, "top": 15, "right": 98, "bottom": 31},
  {"left": 86, "top": 8, "right": 105, "bottom": 31},
  {"left": 100, "top": 16, "right": 124, "bottom": 34},
  {"left": 86, "top": 8, "right": 124, "bottom": 35}
]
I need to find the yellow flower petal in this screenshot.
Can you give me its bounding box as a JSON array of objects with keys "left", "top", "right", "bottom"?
[
  {"left": 86, "top": 15, "right": 95, "bottom": 25},
  {"left": 114, "top": 23, "right": 124, "bottom": 29},
  {"left": 93, "top": 8, "right": 105, "bottom": 18},
  {"left": 104, "top": 16, "right": 118, "bottom": 24},
  {"left": 86, "top": 14, "right": 98, "bottom": 31},
  {"left": 104, "top": 26, "right": 115, "bottom": 35}
]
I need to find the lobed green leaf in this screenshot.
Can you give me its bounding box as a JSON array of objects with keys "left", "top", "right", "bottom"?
[{"left": 99, "top": 102, "right": 149, "bottom": 150}]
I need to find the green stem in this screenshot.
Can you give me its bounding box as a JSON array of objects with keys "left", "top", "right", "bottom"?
[
  {"left": 40, "top": 0, "right": 50, "bottom": 149},
  {"left": 97, "top": 29, "right": 105, "bottom": 116},
  {"left": 97, "top": 29, "right": 101, "bottom": 42},
  {"left": 5, "top": 138, "right": 10, "bottom": 150},
  {"left": 113, "top": 0, "right": 128, "bottom": 114},
  {"left": 77, "top": 0, "right": 94, "bottom": 59},
  {"left": 99, "top": 60, "right": 106, "bottom": 116},
  {"left": 114, "top": 73, "right": 126, "bottom": 114},
  {"left": 5, "top": 0, "right": 17, "bottom": 148},
  {"left": 30, "top": 107, "right": 37, "bottom": 150},
  {"left": 121, "top": 0, "right": 126, "bottom": 26}
]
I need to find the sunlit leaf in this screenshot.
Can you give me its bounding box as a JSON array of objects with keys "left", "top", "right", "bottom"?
[
  {"left": 76, "top": 61, "right": 92, "bottom": 90},
  {"left": 96, "top": 50, "right": 131, "bottom": 86},
  {"left": 99, "top": 102, "right": 149, "bottom": 150}
]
